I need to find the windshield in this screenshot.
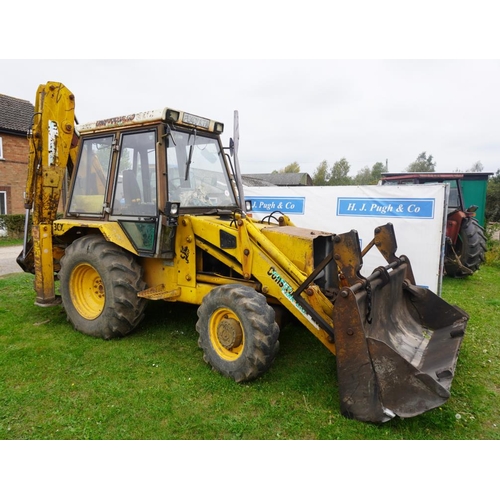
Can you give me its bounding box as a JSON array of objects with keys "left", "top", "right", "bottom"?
[
  {"left": 166, "top": 129, "right": 237, "bottom": 209},
  {"left": 443, "top": 180, "right": 460, "bottom": 210}
]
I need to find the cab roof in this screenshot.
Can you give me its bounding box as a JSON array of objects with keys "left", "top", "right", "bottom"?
[{"left": 77, "top": 108, "right": 224, "bottom": 134}]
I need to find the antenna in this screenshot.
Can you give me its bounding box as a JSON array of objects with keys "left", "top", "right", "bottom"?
[{"left": 233, "top": 110, "right": 245, "bottom": 210}]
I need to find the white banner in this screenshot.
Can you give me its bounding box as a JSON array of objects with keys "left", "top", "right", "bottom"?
[{"left": 245, "top": 184, "right": 448, "bottom": 294}]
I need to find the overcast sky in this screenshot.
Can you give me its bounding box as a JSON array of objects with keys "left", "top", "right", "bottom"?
[
  {"left": 2, "top": 0, "right": 499, "bottom": 179},
  {"left": 2, "top": 59, "right": 499, "bottom": 178}
]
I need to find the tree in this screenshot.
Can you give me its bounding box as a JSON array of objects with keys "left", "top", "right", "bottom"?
[
  {"left": 406, "top": 152, "right": 436, "bottom": 172},
  {"left": 352, "top": 161, "right": 388, "bottom": 185},
  {"left": 454, "top": 161, "right": 484, "bottom": 174},
  {"left": 371, "top": 161, "right": 388, "bottom": 181},
  {"left": 312, "top": 160, "right": 329, "bottom": 186},
  {"left": 352, "top": 166, "right": 372, "bottom": 185},
  {"left": 284, "top": 162, "right": 300, "bottom": 173},
  {"left": 272, "top": 162, "right": 300, "bottom": 174},
  {"left": 469, "top": 161, "right": 484, "bottom": 172},
  {"left": 329, "top": 158, "right": 352, "bottom": 186},
  {"left": 486, "top": 169, "right": 500, "bottom": 222}
]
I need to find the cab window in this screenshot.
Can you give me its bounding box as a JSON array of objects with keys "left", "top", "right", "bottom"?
[
  {"left": 69, "top": 135, "right": 112, "bottom": 214},
  {"left": 112, "top": 130, "right": 157, "bottom": 216}
]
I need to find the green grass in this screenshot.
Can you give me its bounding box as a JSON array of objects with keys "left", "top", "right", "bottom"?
[
  {"left": 1, "top": 260, "right": 499, "bottom": 440},
  {"left": 0, "top": 237, "right": 23, "bottom": 247}
]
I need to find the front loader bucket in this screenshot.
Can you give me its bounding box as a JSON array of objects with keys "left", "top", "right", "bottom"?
[{"left": 333, "top": 258, "right": 468, "bottom": 423}]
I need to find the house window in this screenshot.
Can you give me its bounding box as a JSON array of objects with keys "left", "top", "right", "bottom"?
[
  {"left": 0, "top": 191, "right": 6, "bottom": 214},
  {"left": 0, "top": 137, "right": 4, "bottom": 160}
]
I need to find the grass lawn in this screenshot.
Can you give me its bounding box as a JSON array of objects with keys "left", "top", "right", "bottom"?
[
  {"left": 1, "top": 253, "right": 499, "bottom": 441},
  {"left": 2, "top": 242, "right": 498, "bottom": 500},
  {"left": 0, "top": 237, "right": 23, "bottom": 247}
]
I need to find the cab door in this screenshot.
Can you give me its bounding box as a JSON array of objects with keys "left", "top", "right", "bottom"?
[{"left": 110, "top": 129, "right": 160, "bottom": 255}]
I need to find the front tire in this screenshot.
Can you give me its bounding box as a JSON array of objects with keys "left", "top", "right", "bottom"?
[
  {"left": 59, "top": 235, "right": 147, "bottom": 339},
  {"left": 196, "top": 285, "right": 280, "bottom": 382}
]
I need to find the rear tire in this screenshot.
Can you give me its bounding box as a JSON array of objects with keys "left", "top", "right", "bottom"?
[
  {"left": 445, "top": 218, "right": 487, "bottom": 277},
  {"left": 59, "top": 235, "right": 147, "bottom": 339},
  {"left": 196, "top": 285, "right": 280, "bottom": 382}
]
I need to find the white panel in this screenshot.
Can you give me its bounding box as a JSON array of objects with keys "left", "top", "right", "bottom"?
[{"left": 245, "top": 184, "right": 447, "bottom": 294}]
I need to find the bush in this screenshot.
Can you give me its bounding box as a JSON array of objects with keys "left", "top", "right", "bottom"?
[
  {"left": 486, "top": 169, "right": 500, "bottom": 222},
  {"left": 486, "top": 238, "right": 500, "bottom": 268},
  {"left": 0, "top": 214, "right": 28, "bottom": 239}
]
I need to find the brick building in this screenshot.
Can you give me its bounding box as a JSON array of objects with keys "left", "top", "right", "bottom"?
[{"left": 0, "top": 93, "right": 34, "bottom": 215}]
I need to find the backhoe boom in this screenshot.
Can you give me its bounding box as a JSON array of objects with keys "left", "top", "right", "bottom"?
[{"left": 18, "top": 82, "right": 78, "bottom": 305}]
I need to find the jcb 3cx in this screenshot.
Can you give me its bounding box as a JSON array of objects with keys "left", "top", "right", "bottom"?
[{"left": 18, "top": 82, "right": 469, "bottom": 422}]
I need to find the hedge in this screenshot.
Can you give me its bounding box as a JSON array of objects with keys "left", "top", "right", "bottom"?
[{"left": 0, "top": 214, "right": 29, "bottom": 239}]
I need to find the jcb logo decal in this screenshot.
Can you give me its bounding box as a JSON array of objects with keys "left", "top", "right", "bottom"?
[{"left": 180, "top": 246, "right": 190, "bottom": 264}]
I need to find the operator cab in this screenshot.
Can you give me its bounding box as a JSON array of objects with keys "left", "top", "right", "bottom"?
[{"left": 66, "top": 107, "right": 239, "bottom": 255}]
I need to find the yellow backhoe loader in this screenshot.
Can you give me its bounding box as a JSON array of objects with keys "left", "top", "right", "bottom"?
[{"left": 17, "top": 82, "right": 469, "bottom": 422}]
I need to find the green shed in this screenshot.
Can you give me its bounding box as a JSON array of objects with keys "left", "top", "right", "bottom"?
[{"left": 459, "top": 172, "right": 493, "bottom": 226}]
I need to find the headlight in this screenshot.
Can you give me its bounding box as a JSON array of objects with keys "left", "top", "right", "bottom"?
[{"left": 167, "top": 202, "right": 180, "bottom": 216}]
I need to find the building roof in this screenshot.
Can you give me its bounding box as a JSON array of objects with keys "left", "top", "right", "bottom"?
[
  {"left": 242, "top": 172, "right": 313, "bottom": 186},
  {"left": 381, "top": 172, "right": 494, "bottom": 183},
  {"left": 0, "top": 94, "right": 34, "bottom": 135},
  {"left": 241, "top": 175, "right": 277, "bottom": 187}
]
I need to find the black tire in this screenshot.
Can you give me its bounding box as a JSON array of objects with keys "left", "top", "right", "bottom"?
[
  {"left": 196, "top": 285, "right": 280, "bottom": 382},
  {"left": 445, "top": 217, "right": 487, "bottom": 277},
  {"left": 59, "top": 235, "right": 147, "bottom": 339}
]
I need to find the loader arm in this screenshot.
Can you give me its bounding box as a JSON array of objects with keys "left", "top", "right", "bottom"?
[
  {"left": 190, "top": 213, "right": 468, "bottom": 423},
  {"left": 17, "top": 82, "right": 78, "bottom": 305},
  {"left": 187, "top": 213, "right": 338, "bottom": 351}
]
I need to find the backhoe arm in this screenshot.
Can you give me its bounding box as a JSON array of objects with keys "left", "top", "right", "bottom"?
[
  {"left": 18, "top": 82, "right": 78, "bottom": 305},
  {"left": 24, "top": 82, "right": 77, "bottom": 222}
]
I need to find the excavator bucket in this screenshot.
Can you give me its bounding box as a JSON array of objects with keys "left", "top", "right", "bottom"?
[{"left": 332, "top": 225, "right": 468, "bottom": 422}]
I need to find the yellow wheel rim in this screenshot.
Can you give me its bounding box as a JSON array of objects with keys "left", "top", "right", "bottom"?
[
  {"left": 69, "top": 263, "right": 105, "bottom": 320},
  {"left": 209, "top": 307, "right": 244, "bottom": 361}
]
